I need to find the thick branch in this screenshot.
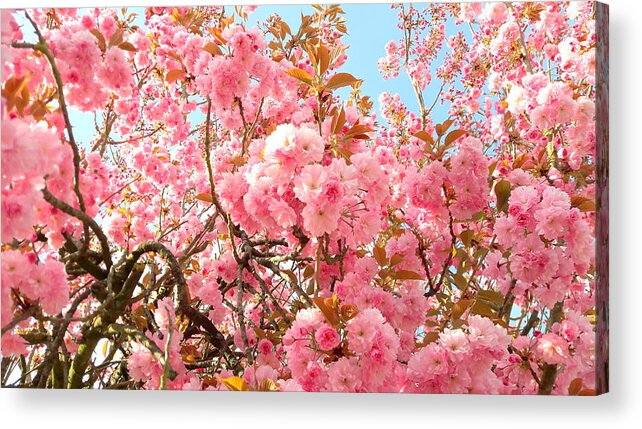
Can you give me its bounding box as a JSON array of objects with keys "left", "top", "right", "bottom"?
[
  {"left": 121, "top": 241, "right": 228, "bottom": 350},
  {"left": 42, "top": 188, "right": 112, "bottom": 270}
]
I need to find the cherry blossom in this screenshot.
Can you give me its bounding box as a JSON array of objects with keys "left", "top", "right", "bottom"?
[{"left": 0, "top": 3, "right": 604, "bottom": 395}]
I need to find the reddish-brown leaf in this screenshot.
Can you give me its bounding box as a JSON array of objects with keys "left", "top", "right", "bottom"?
[
  {"left": 326, "top": 72, "right": 360, "bottom": 90},
  {"left": 166, "top": 69, "right": 185, "bottom": 83}
]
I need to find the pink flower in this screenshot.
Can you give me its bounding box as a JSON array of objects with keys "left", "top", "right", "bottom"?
[
  {"left": 535, "top": 206, "right": 569, "bottom": 240},
  {"left": 407, "top": 343, "right": 450, "bottom": 383},
  {"left": 299, "top": 361, "right": 328, "bottom": 392},
  {"left": 254, "top": 365, "right": 277, "bottom": 385},
  {"left": 0, "top": 5, "right": 600, "bottom": 394},
  {"left": 268, "top": 198, "right": 297, "bottom": 228},
  {"left": 536, "top": 333, "right": 569, "bottom": 365},
  {"left": 449, "top": 137, "right": 490, "bottom": 219},
  {"left": 346, "top": 308, "right": 385, "bottom": 354},
  {"left": 540, "top": 187, "right": 571, "bottom": 211},
  {"left": 37, "top": 260, "right": 69, "bottom": 315},
  {"left": 1, "top": 332, "right": 28, "bottom": 356},
  {"left": 509, "top": 186, "right": 540, "bottom": 212},
  {"left": 128, "top": 341, "right": 162, "bottom": 386},
  {"left": 314, "top": 324, "right": 341, "bottom": 351},
  {"left": 439, "top": 329, "right": 469, "bottom": 355},
  {"left": 257, "top": 339, "right": 274, "bottom": 355},
  {"left": 294, "top": 126, "right": 325, "bottom": 164},
  {"left": 294, "top": 164, "right": 327, "bottom": 203},
  {"left": 263, "top": 124, "right": 324, "bottom": 170},
  {"left": 326, "top": 357, "right": 362, "bottom": 392},
  {"left": 318, "top": 179, "right": 345, "bottom": 206},
  {"left": 302, "top": 201, "right": 341, "bottom": 238},
  {"left": 506, "top": 85, "right": 529, "bottom": 114},
  {"left": 510, "top": 235, "right": 559, "bottom": 284},
  {"left": 480, "top": 2, "right": 507, "bottom": 25}
]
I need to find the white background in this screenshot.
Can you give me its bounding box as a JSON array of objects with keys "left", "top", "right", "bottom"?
[{"left": 1, "top": 0, "right": 640, "bottom": 427}]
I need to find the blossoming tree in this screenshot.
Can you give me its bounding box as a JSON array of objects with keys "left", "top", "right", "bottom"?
[{"left": 1, "top": 2, "right": 608, "bottom": 394}]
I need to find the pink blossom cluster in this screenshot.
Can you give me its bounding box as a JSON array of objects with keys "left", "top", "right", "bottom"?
[
  {"left": 1, "top": 117, "right": 66, "bottom": 242},
  {"left": 215, "top": 121, "right": 391, "bottom": 245},
  {"left": 46, "top": 12, "right": 135, "bottom": 111},
  {"left": 493, "top": 184, "right": 594, "bottom": 307},
  {"left": 2, "top": 250, "right": 68, "bottom": 354},
  {"left": 0, "top": 3, "right": 601, "bottom": 394},
  {"left": 188, "top": 25, "right": 298, "bottom": 129},
  {"left": 281, "top": 307, "right": 403, "bottom": 392},
  {"left": 407, "top": 316, "right": 512, "bottom": 393}
]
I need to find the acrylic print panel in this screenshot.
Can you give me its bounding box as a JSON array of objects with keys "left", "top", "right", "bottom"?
[{"left": 0, "top": 1, "right": 608, "bottom": 394}]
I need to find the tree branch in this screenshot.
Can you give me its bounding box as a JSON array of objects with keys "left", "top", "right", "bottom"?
[{"left": 42, "top": 187, "right": 112, "bottom": 270}]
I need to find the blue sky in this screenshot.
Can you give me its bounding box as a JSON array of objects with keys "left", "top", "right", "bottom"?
[
  {"left": 247, "top": 3, "right": 455, "bottom": 121},
  {"left": 18, "top": 4, "right": 459, "bottom": 145},
  {"left": 250, "top": 4, "right": 422, "bottom": 111}
]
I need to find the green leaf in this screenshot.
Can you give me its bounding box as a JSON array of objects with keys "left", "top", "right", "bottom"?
[
  {"left": 488, "top": 161, "right": 497, "bottom": 176},
  {"left": 454, "top": 211, "right": 486, "bottom": 223}
]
